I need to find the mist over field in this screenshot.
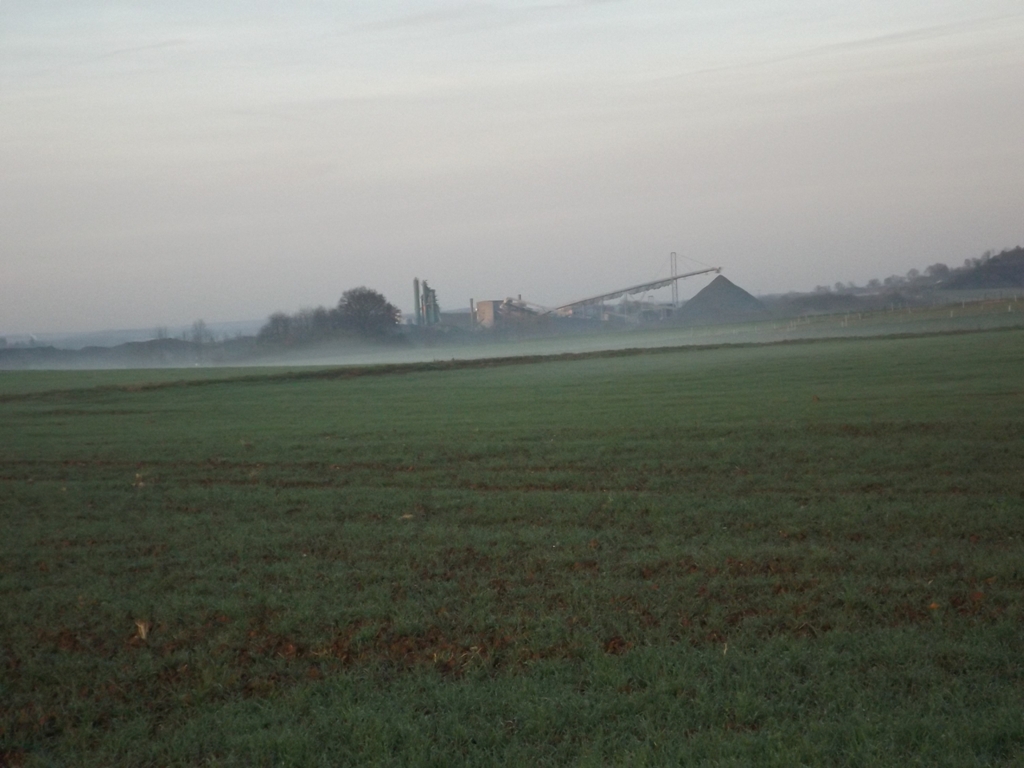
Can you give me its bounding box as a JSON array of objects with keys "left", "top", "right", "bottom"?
[{"left": 3, "top": 295, "right": 1022, "bottom": 378}]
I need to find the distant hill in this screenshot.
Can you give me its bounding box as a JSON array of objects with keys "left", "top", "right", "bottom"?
[
  {"left": 0, "top": 337, "right": 256, "bottom": 370},
  {"left": 942, "top": 247, "right": 1024, "bottom": 290},
  {"left": 675, "top": 275, "right": 772, "bottom": 326}
]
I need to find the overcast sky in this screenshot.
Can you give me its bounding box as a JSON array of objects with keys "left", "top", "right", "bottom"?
[{"left": 2, "top": 1, "right": 1022, "bottom": 334}]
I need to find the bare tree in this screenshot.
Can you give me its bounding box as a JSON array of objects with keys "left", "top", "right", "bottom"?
[{"left": 189, "top": 320, "right": 215, "bottom": 345}]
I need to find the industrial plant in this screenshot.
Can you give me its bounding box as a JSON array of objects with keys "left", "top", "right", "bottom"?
[{"left": 409, "top": 256, "right": 770, "bottom": 332}]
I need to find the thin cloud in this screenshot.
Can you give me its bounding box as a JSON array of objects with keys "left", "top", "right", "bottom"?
[
  {"left": 357, "top": 0, "right": 613, "bottom": 34},
  {"left": 358, "top": 3, "right": 493, "bottom": 32},
  {"left": 7, "top": 38, "right": 190, "bottom": 80},
  {"left": 788, "top": 12, "right": 1023, "bottom": 58},
  {"left": 671, "top": 11, "right": 1024, "bottom": 80},
  {"left": 90, "top": 39, "right": 190, "bottom": 61}
]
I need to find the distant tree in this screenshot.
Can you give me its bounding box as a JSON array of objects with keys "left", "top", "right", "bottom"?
[
  {"left": 336, "top": 287, "right": 400, "bottom": 337},
  {"left": 189, "top": 319, "right": 215, "bottom": 345},
  {"left": 867, "top": 279, "right": 881, "bottom": 291},
  {"left": 291, "top": 308, "right": 318, "bottom": 340},
  {"left": 925, "top": 263, "right": 950, "bottom": 279},
  {"left": 256, "top": 287, "right": 400, "bottom": 347},
  {"left": 257, "top": 312, "right": 293, "bottom": 345},
  {"left": 310, "top": 306, "right": 334, "bottom": 337}
]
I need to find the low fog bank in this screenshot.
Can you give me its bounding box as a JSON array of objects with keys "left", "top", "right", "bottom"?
[
  {"left": 0, "top": 320, "right": 264, "bottom": 352},
  {"left": 6, "top": 248, "right": 1023, "bottom": 371},
  {"left": 262, "top": 301, "right": 1024, "bottom": 368},
  {"left": 4, "top": 298, "right": 1021, "bottom": 372}
]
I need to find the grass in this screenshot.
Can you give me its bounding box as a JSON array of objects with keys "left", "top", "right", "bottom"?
[{"left": 2, "top": 329, "right": 1023, "bottom": 765}]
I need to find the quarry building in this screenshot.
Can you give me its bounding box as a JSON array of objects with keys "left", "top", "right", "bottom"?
[{"left": 410, "top": 268, "right": 771, "bottom": 331}]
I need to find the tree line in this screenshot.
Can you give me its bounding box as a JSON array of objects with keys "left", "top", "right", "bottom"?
[
  {"left": 257, "top": 287, "right": 400, "bottom": 346},
  {"left": 812, "top": 246, "right": 1023, "bottom": 295}
]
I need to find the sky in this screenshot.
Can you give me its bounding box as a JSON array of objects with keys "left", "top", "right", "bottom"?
[{"left": 2, "top": 1, "right": 1023, "bottom": 335}]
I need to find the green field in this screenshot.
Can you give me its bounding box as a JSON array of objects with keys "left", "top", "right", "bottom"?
[{"left": 2, "top": 329, "right": 1023, "bottom": 765}]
